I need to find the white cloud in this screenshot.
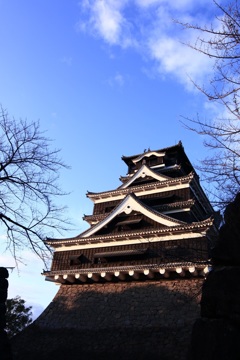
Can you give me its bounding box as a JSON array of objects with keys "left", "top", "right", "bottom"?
[
  {"left": 115, "top": 73, "right": 124, "bottom": 85},
  {"left": 78, "top": 0, "right": 136, "bottom": 47},
  {"left": 107, "top": 72, "right": 125, "bottom": 87},
  {"left": 147, "top": 32, "right": 213, "bottom": 90},
  {"left": 91, "top": 1, "right": 123, "bottom": 44},
  {"left": 77, "top": 0, "right": 219, "bottom": 90}
]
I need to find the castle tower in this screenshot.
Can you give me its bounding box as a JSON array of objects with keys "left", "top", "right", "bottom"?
[{"left": 44, "top": 142, "right": 216, "bottom": 284}]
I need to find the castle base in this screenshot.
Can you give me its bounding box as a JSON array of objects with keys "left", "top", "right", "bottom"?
[{"left": 11, "top": 279, "right": 203, "bottom": 360}]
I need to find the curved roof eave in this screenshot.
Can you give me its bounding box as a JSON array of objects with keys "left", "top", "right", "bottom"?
[
  {"left": 77, "top": 193, "right": 186, "bottom": 239},
  {"left": 44, "top": 217, "right": 213, "bottom": 246},
  {"left": 87, "top": 173, "right": 194, "bottom": 200},
  {"left": 121, "top": 142, "right": 183, "bottom": 162}
]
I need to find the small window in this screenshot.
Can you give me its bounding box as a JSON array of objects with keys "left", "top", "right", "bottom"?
[
  {"left": 94, "top": 257, "right": 107, "bottom": 265},
  {"left": 70, "top": 254, "right": 89, "bottom": 265},
  {"left": 105, "top": 206, "right": 115, "bottom": 213},
  {"left": 93, "top": 249, "right": 149, "bottom": 264}
]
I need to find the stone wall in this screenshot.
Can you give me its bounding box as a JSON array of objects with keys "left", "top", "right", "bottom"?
[{"left": 11, "top": 278, "right": 204, "bottom": 360}]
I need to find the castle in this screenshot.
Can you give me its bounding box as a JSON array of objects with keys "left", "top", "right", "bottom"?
[
  {"left": 12, "top": 142, "right": 218, "bottom": 360},
  {"left": 44, "top": 142, "right": 216, "bottom": 284}
]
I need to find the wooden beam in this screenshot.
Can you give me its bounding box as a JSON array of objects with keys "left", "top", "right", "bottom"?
[
  {"left": 188, "top": 266, "right": 198, "bottom": 276},
  {"left": 101, "top": 272, "right": 112, "bottom": 281},
  {"left": 143, "top": 269, "right": 154, "bottom": 279},
  {"left": 176, "top": 267, "right": 185, "bottom": 277},
  {"left": 114, "top": 271, "right": 126, "bottom": 280},
  {"left": 200, "top": 266, "right": 209, "bottom": 276},
  {"left": 63, "top": 274, "right": 75, "bottom": 283},
  {"left": 159, "top": 268, "right": 166, "bottom": 275},
  {"left": 54, "top": 275, "right": 64, "bottom": 283},
  {"left": 87, "top": 273, "right": 99, "bottom": 281},
  {"left": 164, "top": 271, "right": 170, "bottom": 278},
  {"left": 128, "top": 270, "right": 140, "bottom": 279},
  {"left": 75, "top": 273, "right": 87, "bottom": 282}
]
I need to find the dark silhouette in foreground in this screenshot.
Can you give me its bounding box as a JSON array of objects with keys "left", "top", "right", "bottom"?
[
  {"left": 0, "top": 267, "right": 12, "bottom": 360},
  {"left": 188, "top": 193, "right": 240, "bottom": 360}
]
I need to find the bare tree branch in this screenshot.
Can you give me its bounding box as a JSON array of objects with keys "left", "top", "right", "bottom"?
[
  {"left": 177, "top": 0, "right": 240, "bottom": 209},
  {"left": 0, "top": 106, "right": 71, "bottom": 265}
]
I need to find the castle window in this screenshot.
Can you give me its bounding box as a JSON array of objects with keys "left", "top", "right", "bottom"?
[
  {"left": 93, "top": 249, "right": 148, "bottom": 264},
  {"left": 70, "top": 254, "right": 89, "bottom": 265},
  {"left": 116, "top": 217, "right": 142, "bottom": 226},
  {"left": 105, "top": 205, "right": 115, "bottom": 213}
]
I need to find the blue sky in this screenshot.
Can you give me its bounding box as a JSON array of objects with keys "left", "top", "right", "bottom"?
[{"left": 0, "top": 0, "right": 225, "bottom": 319}]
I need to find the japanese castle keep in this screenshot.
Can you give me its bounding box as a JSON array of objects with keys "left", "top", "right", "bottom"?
[{"left": 11, "top": 142, "right": 218, "bottom": 360}]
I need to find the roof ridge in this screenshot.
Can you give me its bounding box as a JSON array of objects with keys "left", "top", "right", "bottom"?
[{"left": 121, "top": 141, "right": 183, "bottom": 160}]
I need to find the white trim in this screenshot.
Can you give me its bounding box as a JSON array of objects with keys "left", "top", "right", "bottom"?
[
  {"left": 120, "top": 164, "right": 180, "bottom": 182},
  {"left": 45, "top": 264, "right": 210, "bottom": 283},
  {"left": 87, "top": 204, "right": 193, "bottom": 224},
  {"left": 82, "top": 194, "right": 183, "bottom": 238},
  {"left": 132, "top": 151, "right": 165, "bottom": 164},
  {"left": 162, "top": 208, "right": 191, "bottom": 215},
  {"left": 150, "top": 164, "right": 165, "bottom": 169},
  {"left": 93, "top": 182, "right": 190, "bottom": 203},
  {"left": 119, "top": 164, "right": 170, "bottom": 189},
  {"left": 54, "top": 231, "right": 206, "bottom": 252}
]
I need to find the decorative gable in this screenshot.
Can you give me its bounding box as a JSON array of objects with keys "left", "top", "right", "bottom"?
[
  {"left": 81, "top": 193, "right": 185, "bottom": 238},
  {"left": 131, "top": 151, "right": 165, "bottom": 164},
  {"left": 118, "top": 164, "right": 170, "bottom": 189}
]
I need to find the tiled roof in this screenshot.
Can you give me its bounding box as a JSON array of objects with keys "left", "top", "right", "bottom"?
[
  {"left": 45, "top": 217, "right": 213, "bottom": 246},
  {"left": 121, "top": 142, "right": 183, "bottom": 162},
  {"left": 87, "top": 173, "right": 194, "bottom": 199}
]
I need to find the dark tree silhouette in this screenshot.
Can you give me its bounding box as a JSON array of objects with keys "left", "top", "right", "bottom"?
[
  {"left": 5, "top": 296, "right": 32, "bottom": 338},
  {"left": 0, "top": 106, "right": 70, "bottom": 263}
]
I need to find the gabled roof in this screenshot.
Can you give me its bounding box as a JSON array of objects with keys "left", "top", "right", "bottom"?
[
  {"left": 131, "top": 151, "right": 165, "bottom": 164},
  {"left": 80, "top": 193, "right": 185, "bottom": 238},
  {"left": 45, "top": 217, "right": 214, "bottom": 247},
  {"left": 118, "top": 164, "right": 170, "bottom": 189},
  {"left": 119, "top": 164, "right": 182, "bottom": 183},
  {"left": 83, "top": 199, "right": 196, "bottom": 225}
]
